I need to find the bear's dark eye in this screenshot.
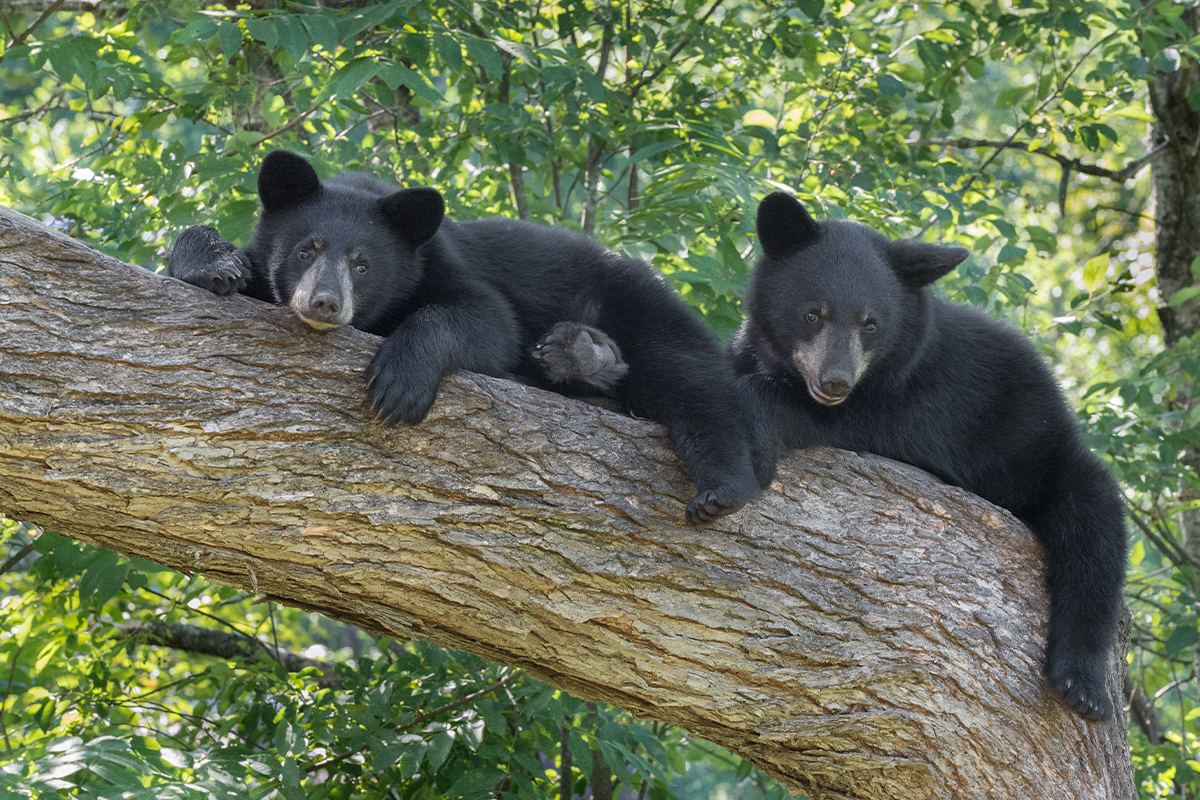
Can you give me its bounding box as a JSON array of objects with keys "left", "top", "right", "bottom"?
[
  {"left": 355, "top": 263, "right": 368, "bottom": 274},
  {"left": 864, "top": 320, "right": 878, "bottom": 333},
  {"left": 298, "top": 248, "right": 311, "bottom": 261},
  {"left": 804, "top": 311, "right": 819, "bottom": 324}
]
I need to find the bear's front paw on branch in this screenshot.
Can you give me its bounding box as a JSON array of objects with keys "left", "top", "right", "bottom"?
[
  {"left": 167, "top": 225, "right": 252, "bottom": 296},
  {"left": 364, "top": 349, "right": 442, "bottom": 426},
  {"left": 685, "top": 482, "right": 757, "bottom": 525}
]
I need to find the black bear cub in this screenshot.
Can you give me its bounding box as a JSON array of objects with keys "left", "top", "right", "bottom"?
[
  {"left": 168, "top": 150, "right": 759, "bottom": 524},
  {"left": 730, "top": 191, "right": 1126, "bottom": 721}
]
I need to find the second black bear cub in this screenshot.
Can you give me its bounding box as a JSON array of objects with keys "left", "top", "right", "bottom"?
[
  {"left": 731, "top": 192, "right": 1126, "bottom": 721},
  {"left": 168, "top": 150, "right": 759, "bottom": 524}
]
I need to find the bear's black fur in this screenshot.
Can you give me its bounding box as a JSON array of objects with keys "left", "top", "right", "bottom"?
[
  {"left": 729, "top": 191, "right": 1126, "bottom": 721},
  {"left": 168, "top": 150, "right": 759, "bottom": 524}
]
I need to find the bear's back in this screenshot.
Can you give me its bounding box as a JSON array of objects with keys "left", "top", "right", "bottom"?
[{"left": 445, "top": 218, "right": 668, "bottom": 336}]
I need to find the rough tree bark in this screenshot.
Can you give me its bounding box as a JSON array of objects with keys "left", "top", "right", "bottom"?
[
  {"left": 1148, "top": 21, "right": 1200, "bottom": 688},
  {"left": 0, "top": 205, "right": 1134, "bottom": 799}
]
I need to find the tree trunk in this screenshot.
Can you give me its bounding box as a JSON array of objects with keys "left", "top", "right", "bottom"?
[
  {"left": 1148, "top": 37, "right": 1200, "bottom": 604},
  {"left": 0, "top": 205, "right": 1135, "bottom": 800}
]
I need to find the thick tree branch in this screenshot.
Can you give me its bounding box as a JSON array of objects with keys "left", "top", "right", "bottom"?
[{"left": 0, "top": 205, "right": 1135, "bottom": 799}]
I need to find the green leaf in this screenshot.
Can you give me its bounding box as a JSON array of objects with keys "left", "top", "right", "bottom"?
[
  {"left": 406, "top": 33, "right": 431, "bottom": 65},
  {"left": 337, "top": 58, "right": 379, "bottom": 98},
  {"left": 995, "top": 85, "right": 1032, "bottom": 111},
  {"left": 1190, "top": 254, "right": 1200, "bottom": 280},
  {"left": 923, "top": 29, "right": 957, "bottom": 44},
  {"left": 339, "top": 3, "right": 399, "bottom": 39},
  {"left": 876, "top": 74, "right": 906, "bottom": 98},
  {"left": 1167, "top": 286, "right": 1200, "bottom": 308},
  {"left": 216, "top": 23, "right": 242, "bottom": 58},
  {"left": 794, "top": 0, "right": 824, "bottom": 20},
  {"left": 494, "top": 38, "right": 536, "bottom": 65},
  {"left": 465, "top": 38, "right": 503, "bottom": 79},
  {"left": 377, "top": 60, "right": 443, "bottom": 103},
  {"left": 1026, "top": 225, "right": 1057, "bottom": 255},
  {"left": 580, "top": 70, "right": 606, "bottom": 102},
  {"left": 990, "top": 218, "right": 1017, "bottom": 239},
  {"left": 1112, "top": 105, "right": 1154, "bottom": 122},
  {"left": 280, "top": 755, "right": 304, "bottom": 800},
  {"left": 175, "top": 19, "right": 217, "bottom": 43},
  {"left": 996, "top": 244, "right": 1026, "bottom": 264},
  {"left": 1154, "top": 47, "right": 1182, "bottom": 73},
  {"left": 1083, "top": 253, "right": 1109, "bottom": 291},
  {"left": 77, "top": 549, "right": 128, "bottom": 605},
  {"left": 302, "top": 15, "right": 339, "bottom": 53},
  {"left": 1166, "top": 622, "right": 1199, "bottom": 658},
  {"left": 568, "top": 732, "right": 594, "bottom": 779},
  {"left": 436, "top": 34, "right": 463, "bottom": 71},
  {"left": 245, "top": 18, "right": 278, "bottom": 51},
  {"left": 372, "top": 741, "right": 407, "bottom": 769},
  {"left": 1058, "top": 9, "right": 1090, "bottom": 38},
  {"left": 890, "top": 63, "right": 923, "bottom": 83},
  {"left": 47, "top": 39, "right": 95, "bottom": 84},
  {"left": 426, "top": 731, "right": 454, "bottom": 770},
  {"left": 276, "top": 16, "right": 310, "bottom": 64},
  {"left": 447, "top": 767, "right": 506, "bottom": 796},
  {"left": 1128, "top": 537, "right": 1147, "bottom": 568},
  {"left": 629, "top": 140, "right": 682, "bottom": 163},
  {"left": 965, "top": 57, "right": 985, "bottom": 79},
  {"left": 395, "top": 749, "right": 422, "bottom": 780}
]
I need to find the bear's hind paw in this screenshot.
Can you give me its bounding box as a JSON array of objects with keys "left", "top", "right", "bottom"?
[
  {"left": 1047, "top": 657, "right": 1113, "bottom": 722},
  {"left": 532, "top": 322, "right": 629, "bottom": 394}
]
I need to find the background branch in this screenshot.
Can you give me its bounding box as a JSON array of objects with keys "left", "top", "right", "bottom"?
[{"left": 911, "top": 136, "right": 1170, "bottom": 183}]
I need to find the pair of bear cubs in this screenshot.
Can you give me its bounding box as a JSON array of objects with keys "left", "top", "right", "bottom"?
[{"left": 169, "top": 150, "right": 1126, "bottom": 723}]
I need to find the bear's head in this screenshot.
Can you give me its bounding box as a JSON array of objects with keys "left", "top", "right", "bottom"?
[
  {"left": 251, "top": 150, "right": 445, "bottom": 334},
  {"left": 749, "top": 191, "right": 968, "bottom": 406}
]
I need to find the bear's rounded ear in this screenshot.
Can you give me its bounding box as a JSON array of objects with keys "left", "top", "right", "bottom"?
[
  {"left": 888, "top": 240, "right": 970, "bottom": 287},
  {"left": 756, "top": 191, "right": 820, "bottom": 260},
  {"left": 258, "top": 151, "right": 321, "bottom": 212},
  {"left": 379, "top": 187, "right": 445, "bottom": 248}
]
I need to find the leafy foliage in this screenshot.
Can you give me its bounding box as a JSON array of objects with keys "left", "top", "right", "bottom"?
[{"left": 1, "top": 0, "right": 1199, "bottom": 796}]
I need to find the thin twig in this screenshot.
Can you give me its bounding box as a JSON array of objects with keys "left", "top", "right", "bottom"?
[
  {"left": 407, "top": 671, "right": 519, "bottom": 730},
  {"left": 8, "top": 0, "right": 64, "bottom": 48},
  {"left": 0, "top": 541, "right": 38, "bottom": 576},
  {"left": 910, "top": 136, "right": 1171, "bottom": 184},
  {"left": 1127, "top": 504, "right": 1198, "bottom": 570},
  {"left": 1, "top": 641, "right": 25, "bottom": 755},
  {"left": 628, "top": 0, "right": 723, "bottom": 98},
  {"left": 0, "top": 90, "right": 67, "bottom": 126},
  {"left": 560, "top": 719, "right": 573, "bottom": 800}
]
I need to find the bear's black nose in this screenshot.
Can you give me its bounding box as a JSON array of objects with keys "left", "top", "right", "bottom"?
[
  {"left": 820, "top": 375, "right": 852, "bottom": 398},
  {"left": 309, "top": 293, "right": 341, "bottom": 320}
]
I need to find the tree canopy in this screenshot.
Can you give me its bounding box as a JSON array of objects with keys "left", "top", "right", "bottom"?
[{"left": 1, "top": 0, "right": 1199, "bottom": 797}]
